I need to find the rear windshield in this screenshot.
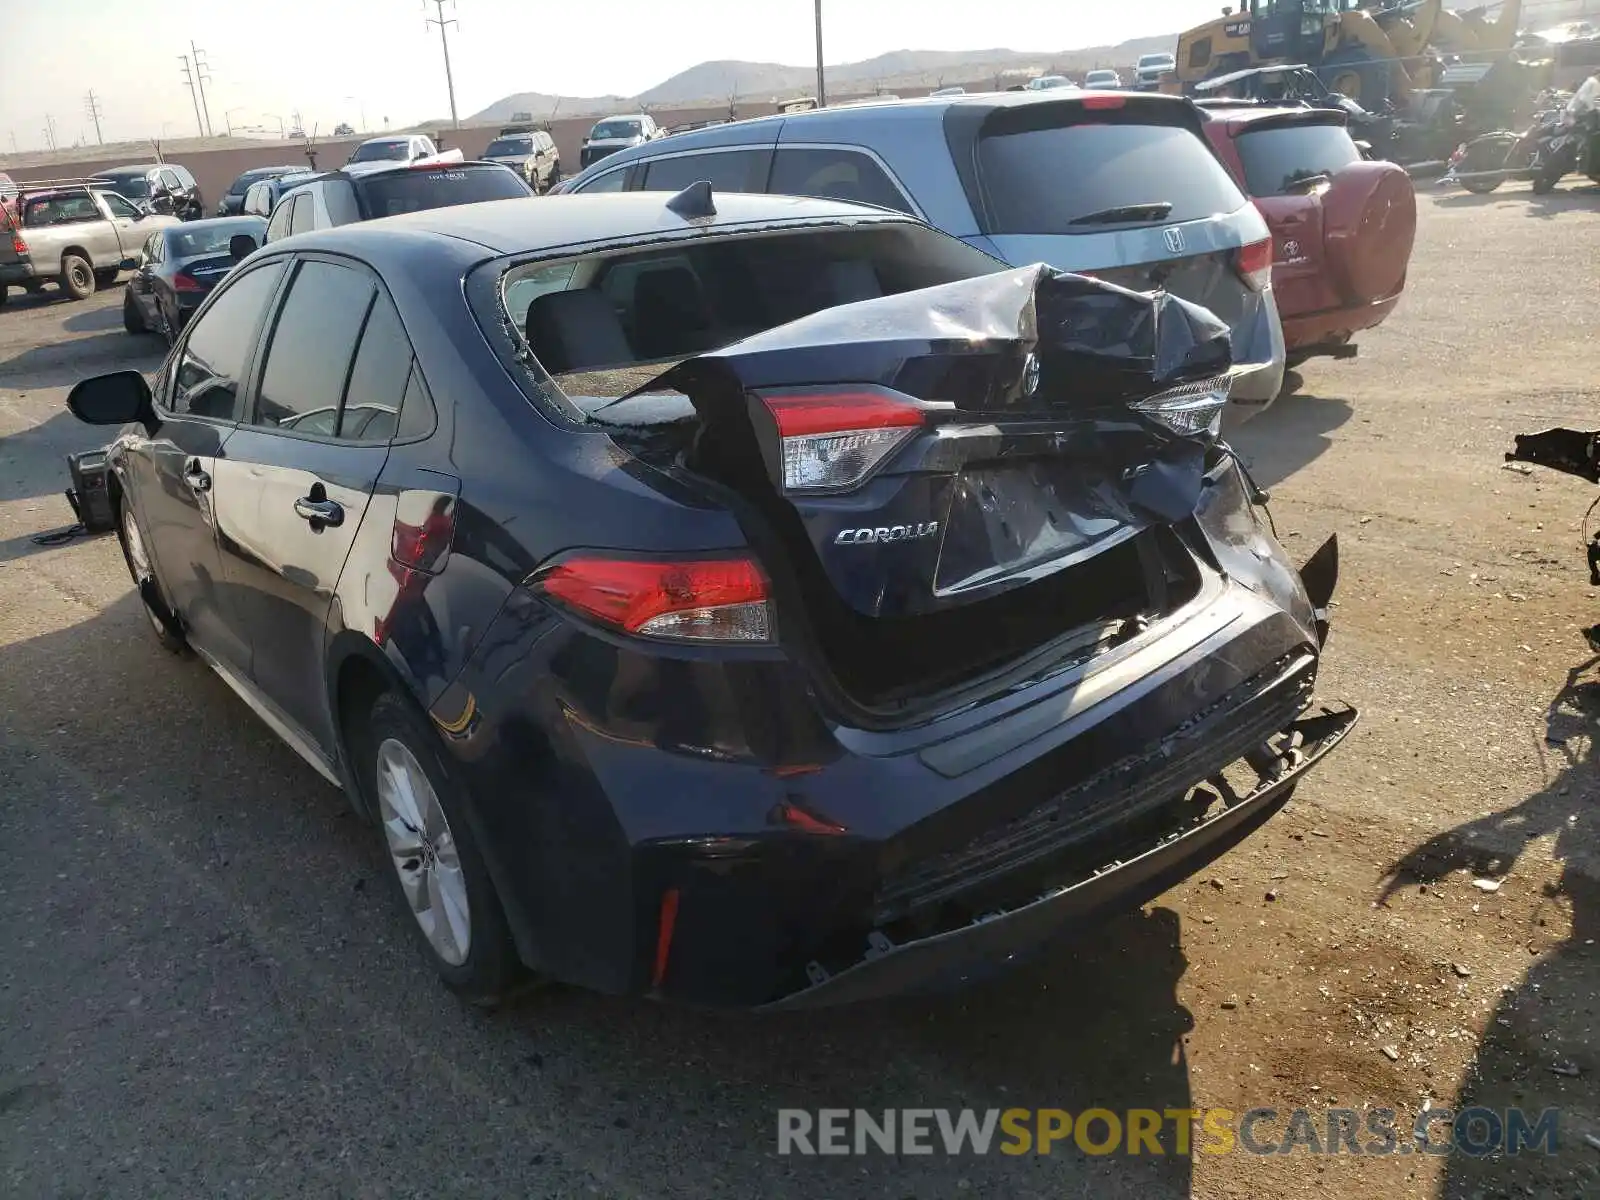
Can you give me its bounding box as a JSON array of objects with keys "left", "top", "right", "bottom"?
[
  {"left": 1234, "top": 122, "right": 1361, "bottom": 197},
  {"left": 485, "top": 137, "right": 532, "bottom": 156},
  {"left": 485, "top": 222, "right": 1004, "bottom": 408},
  {"left": 91, "top": 174, "right": 149, "bottom": 199},
  {"left": 976, "top": 119, "right": 1245, "bottom": 234},
  {"left": 349, "top": 140, "right": 411, "bottom": 163},
  {"left": 355, "top": 164, "right": 530, "bottom": 218},
  {"left": 591, "top": 120, "right": 642, "bottom": 140},
  {"left": 168, "top": 220, "right": 261, "bottom": 258},
  {"left": 22, "top": 193, "right": 101, "bottom": 226}
]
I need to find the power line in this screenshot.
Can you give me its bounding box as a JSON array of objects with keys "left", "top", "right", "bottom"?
[
  {"left": 191, "top": 42, "right": 215, "bottom": 137},
  {"left": 179, "top": 54, "right": 205, "bottom": 138},
  {"left": 84, "top": 90, "right": 105, "bottom": 145},
  {"left": 424, "top": 0, "right": 460, "bottom": 130}
]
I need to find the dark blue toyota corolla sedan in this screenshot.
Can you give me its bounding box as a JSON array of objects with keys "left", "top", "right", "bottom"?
[{"left": 68, "top": 189, "right": 1354, "bottom": 1008}]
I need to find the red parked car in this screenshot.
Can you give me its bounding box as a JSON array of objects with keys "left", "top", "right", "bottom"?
[{"left": 1200, "top": 105, "right": 1416, "bottom": 370}]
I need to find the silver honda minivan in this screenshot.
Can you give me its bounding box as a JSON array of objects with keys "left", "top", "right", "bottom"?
[{"left": 559, "top": 92, "right": 1285, "bottom": 420}]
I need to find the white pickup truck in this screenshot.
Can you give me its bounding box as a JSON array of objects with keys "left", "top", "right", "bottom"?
[
  {"left": 341, "top": 133, "right": 447, "bottom": 177},
  {"left": 0, "top": 184, "right": 181, "bottom": 304}
]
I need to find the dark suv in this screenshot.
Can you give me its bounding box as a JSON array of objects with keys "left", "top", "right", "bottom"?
[
  {"left": 561, "top": 92, "right": 1287, "bottom": 422},
  {"left": 262, "top": 159, "right": 532, "bottom": 243},
  {"left": 88, "top": 163, "right": 204, "bottom": 220}
]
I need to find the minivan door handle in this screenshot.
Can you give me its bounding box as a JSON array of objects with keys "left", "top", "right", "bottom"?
[
  {"left": 183, "top": 459, "right": 211, "bottom": 492},
  {"left": 294, "top": 495, "right": 344, "bottom": 528}
]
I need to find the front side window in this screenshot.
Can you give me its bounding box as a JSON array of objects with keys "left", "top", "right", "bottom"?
[
  {"left": 100, "top": 192, "right": 142, "bottom": 219},
  {"left": 575, "top": 168, "right": 628, "bottom": 194},
  {"left": 287, "top": 193, "right": 317, "bottom": 236},
  {"left": 768, "top": 148, "right": 913, "bottom": 214},
  {"left": 170, "top": 261, "right": 287, "bottom": 419},
  {"left": 253, "top": 260, "right": 374, "bottom": 431}
]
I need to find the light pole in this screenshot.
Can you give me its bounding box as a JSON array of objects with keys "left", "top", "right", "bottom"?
[
  {"left": 813, "top": 0, "right": 826, "bottom": 107},
  {"left": 225, "top": 106, "right": 246, "bottom": 136},
  {"left": 424, "top": 0, "right": 460, "bottom": 129},
  {"left": 346, "top": 95, "right": 367, "bottom": 133}
]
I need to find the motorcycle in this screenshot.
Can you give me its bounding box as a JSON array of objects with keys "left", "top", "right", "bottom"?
[{"left": 1444, "top": 78, "right": 1600, "bottom": 194}]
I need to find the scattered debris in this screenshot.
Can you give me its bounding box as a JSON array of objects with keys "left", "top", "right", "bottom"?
[
  {"left": 1502, "top": 461, "right": 1534, "bottom": 475},
  {"left": 1381, "top": 1045, "right": 1401, "bottom": 1062},
  {"left": 1265, "top": 890, "right": 1280, "bottom": 902},
  {"left": 1472, "top": 878, "right": 1503, "bottom": 893},
  {"left": 1451, "top": 963, "right": 1473, "bottom": 978},
  {"left": 1584, "top": 1133, "right": 1600, "bottom": 1153},
  {"left": 1551, "top": 1061, "right": 1581, "bottom": 1078},
  {"left": 1221, "top": 999, "right": 1239, "bottom": 1010}
]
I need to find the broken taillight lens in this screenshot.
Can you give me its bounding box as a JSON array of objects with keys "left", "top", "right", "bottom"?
[
  {"left": 531, "top": 554, "right": 773, "bottom": 643},
  {"left": 1234, "top": 237, "right": 1273, "bottom": 292},
  {"left": 1129, "top": 375, "right": 1231, "bottom": 438},
  {"left": 758, "top": 386, "right": 925, "bottom": 493}
]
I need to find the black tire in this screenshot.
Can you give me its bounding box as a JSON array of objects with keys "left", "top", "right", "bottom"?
[
  {"left": 121, "top": 289, "right": 147, "bottom": 334},
  {"left": 60, "top": 253, "right": 94, "bottom": 300},
  {"left": 1318, "top": 48, "right": 1391, "bottom": 109},
  {"left": 1531, "top": 162, "right": 1563, "bottom": 194},
  {"left": 1460, "top": 176, "right": 1505, "bottom": 195},
  {"left": 353, "top": 690, "right": 523, "bottom": 1005},
  {"left": 115, "top": 498, "right": 187, "bottom": 654},
  {"left": 94, "top": 267, "right": 119, "bottom": 288}
]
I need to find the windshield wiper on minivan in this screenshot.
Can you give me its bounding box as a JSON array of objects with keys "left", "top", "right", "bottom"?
[{"left": 1067, "top": 202, "right": 1174, "bottom": 227}]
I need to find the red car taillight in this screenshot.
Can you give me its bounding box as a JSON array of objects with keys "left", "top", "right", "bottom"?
[
  {"left": 531, "top": 554, "right": 773, "bottom": 643},
  {"left": 172, "top": 271, "right": 203, "bottom": 292},
  {"left": 757, "top": 386, "right": 926, "bottom": 493},
  {"left": 1234, "top": 237, "right": 1273, "bottom": 292},
  {"left": 10, "top": 232, "right": 27, "bottom": 256}
]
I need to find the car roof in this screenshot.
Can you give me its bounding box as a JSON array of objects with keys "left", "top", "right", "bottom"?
[
  {"left": 274, "top": 191, "right": 913, "bottom": 258},
  {"left": 1195, "top": 64, "right": 1314, "bottom": 92},
  {"left": 92, "top": 165, "right": 160, "bottom": 177},
  {"left": 1200, "top": 103, "right": 1346, "bottom": 128}
]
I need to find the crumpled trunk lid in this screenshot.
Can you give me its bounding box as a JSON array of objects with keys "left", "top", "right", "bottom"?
[{"left": 600, "top": 265, "right": 1236, "bottom": 713}]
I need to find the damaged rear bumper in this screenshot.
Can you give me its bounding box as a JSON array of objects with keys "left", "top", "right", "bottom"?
[{"left": 762, "top": 702, "right": 1357, "bottom": 1010}]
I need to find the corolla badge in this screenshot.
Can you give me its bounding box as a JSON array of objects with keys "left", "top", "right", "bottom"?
[
  {"left": 835, "top": 522, "right": 940, "bottom": 546},
  {"left": 1162, "top": 226, "right": 1186, "bottom": 254}
]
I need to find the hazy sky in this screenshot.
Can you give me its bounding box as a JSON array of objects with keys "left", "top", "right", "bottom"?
[{"left": 0, "top": 0, "right": 1200, "bottom": 151}]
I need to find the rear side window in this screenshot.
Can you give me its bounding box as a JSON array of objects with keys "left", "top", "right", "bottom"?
[
  {"left": 976, "top": 120, "right": 1244, "bottom": 233},
  {"left": 341, "top": 293, "right": 414, "bottom": 441},
  {"left": 170, "top": 262, "right": 287, "bottom": 419},
  {"left": 265, "top": 193, "right": 297, "bottom": 241},
  {"left": 254, "top": 260, "right": 374, "bottom": 431},
  {"left": 575, "top": 169, "right": 627, "bottom": 194},
  {"left": 355, "top": 165, "right": 530, "bottom": 218},
  {"left": 642, "top": 150, "right": 769, "bottom": 193},
  {"left": 287, "top": 193, "right": 316, "bottom": 235},
  {"left": 768, "top": 148, "right": 913, "bottom": 214},
  {"left": 1234, "top": 122, "right": 1361, "bottom": 196}
]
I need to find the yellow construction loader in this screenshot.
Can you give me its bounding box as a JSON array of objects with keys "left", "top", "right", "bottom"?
[{"left": 1173, "top": 0, "right": 1524, "bottom": 107}]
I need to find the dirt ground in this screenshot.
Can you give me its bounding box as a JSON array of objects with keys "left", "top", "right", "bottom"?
[{"left": 0, "top": 181, "right": 1597, "bottom": 1200}]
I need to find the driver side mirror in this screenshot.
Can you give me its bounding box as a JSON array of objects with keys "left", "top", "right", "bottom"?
[
  {"left": 67, "top": 371, "right": 156, "bottom": 433},
  {"left": 229, "top": 233, "right": 258, "bottom": 263}
]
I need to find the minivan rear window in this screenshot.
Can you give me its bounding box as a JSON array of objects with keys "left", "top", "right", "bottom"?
[
  {"left": 355, "top": 164, "right": 531, "bottom": 218},
  {"left": 1234, "top": 122, "right": 1361, "bottom": 197},
  {"left": 976, "top": 120, "right": 1245, "bottom": 234}
]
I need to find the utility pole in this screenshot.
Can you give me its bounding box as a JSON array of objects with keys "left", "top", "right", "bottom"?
[
  {"left": 84, "top": 90, "right": 105, "bottom": 145},
  {"left": 424, "top": 0, "right": 460, "bottom": 129},
  {"left": 813, "top": 0, "right": 827, "bottom": 107},
  {"left": 43, "top": 114, "right": 57, "bottom": 151},
  {"left": 191, "top": 43, "right": 215, "bottom": 137},
  {"left": 179, "top": 54, "right": 205, "bottom": 136}
]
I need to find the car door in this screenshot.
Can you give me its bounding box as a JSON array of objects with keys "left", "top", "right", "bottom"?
[
  {"left": 211, "top": 254, "right": 401, "bottom": 753},
  {"left": 128, "top": 230, "right": 162, "bottom": 323},
  {"left": 97, "top": 190, "right": 149, "bottom": 267},
  {"left": 125, "top": 258, "right": 289, "bottom": 674}
]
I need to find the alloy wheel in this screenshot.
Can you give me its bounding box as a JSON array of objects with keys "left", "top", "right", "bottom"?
[{"left": 374, "top": 737, "right": 472, "bottom": 966}]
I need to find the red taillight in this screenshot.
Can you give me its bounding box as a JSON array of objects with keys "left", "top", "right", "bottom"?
[
  {"left": 1234, "top": 237, "right": 1273, "bottom": 292},
  {"left": 651, "top": 888, "right": 680, "bottom": 989},
  {"left": 172, "top": 271, "right": 203, "bottom": 293},
  {"left": 10, "top": 234, "right": 25, "bottom": 256},
  {"left": 532, "top": 554, "right": 772, "bottom": 642},
  {"left": 758, "top": 386, "right": 926, "bottom": 492},
  {"left": 1080, "top": 94, "right": 1126, "bottom": 110}
]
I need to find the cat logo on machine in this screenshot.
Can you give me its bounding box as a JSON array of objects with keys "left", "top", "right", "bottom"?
[
  {"left": 834, "top": 522, "right": 940, "bottom": 546},
  {"left": 1224, "top": 18, "right": 1252, "bottom": 37}
]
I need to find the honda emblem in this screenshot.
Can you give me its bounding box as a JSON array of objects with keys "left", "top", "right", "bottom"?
[{"left": 1162, "top": 227, "right": 1185, "bottom": 254}]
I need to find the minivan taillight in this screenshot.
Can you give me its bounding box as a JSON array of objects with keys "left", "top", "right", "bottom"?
[
  {"left": 758, "top": 386, "right": 925, "bottom": 493},
  {"left": 531, "top": 554, "right": 773, "bottom": 643},
  {"left": 1234, "top": 237, "right": 1273, "bottom": 292}
]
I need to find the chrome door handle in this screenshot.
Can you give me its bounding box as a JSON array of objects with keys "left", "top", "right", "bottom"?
[{"left": 294, "top": 497, "right": 344, "bottom": 527}]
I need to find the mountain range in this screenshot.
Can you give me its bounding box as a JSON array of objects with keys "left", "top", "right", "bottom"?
[{"left": 467, "top": 36, "right": 1176, "bottom": 122}]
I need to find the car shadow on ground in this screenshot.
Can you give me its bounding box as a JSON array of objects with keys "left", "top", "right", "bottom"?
[
  {"left": 1378, "top": 652, "right": 1600, "bottom": 1198},
  {"left": 0, "top": 587, "right": 1201, "bottom": 1198},
  {"left": 60, "top": 298, "right": 127, "bottom": 334},
  {"left": 1433, "top": 185, "right": 1600, "bottom": 216},
  {"left": 1228, "top": 380, "right": 1355, "bottom": 492},
  {"left": 0, "top": 329, "right": 161, "bottom": 391}
]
